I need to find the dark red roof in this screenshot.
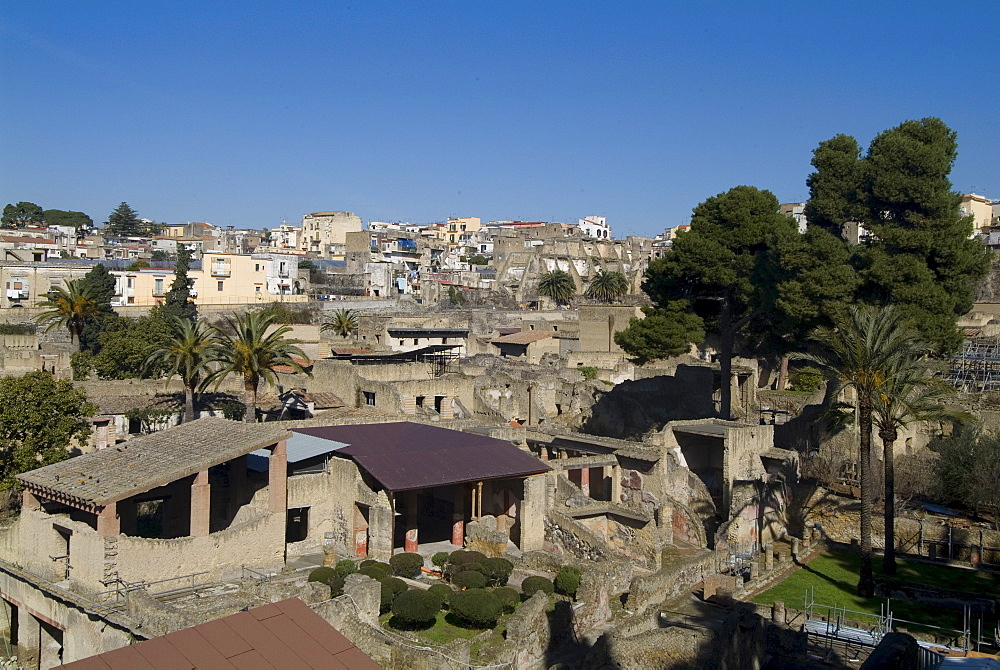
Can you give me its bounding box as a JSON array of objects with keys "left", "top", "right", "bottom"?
[
  {"left": 56, "top": 598, "right": 381, "bottom": 670},
  {"left": 292, "top": 422, "right": 550, "bottom": 492}
]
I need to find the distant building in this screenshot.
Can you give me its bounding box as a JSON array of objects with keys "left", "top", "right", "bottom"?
[
  {"left": 578, "top": 216, "right": 612, "bottom": 239},
  {"left": 779, "top": 202, "right": 808, "bottom": 234},
  {"left": 960, "top": 193, "right": 997, "bottom": 234},
  {"left": 299, "top": 211, "right": 362, "bottom": 259}
]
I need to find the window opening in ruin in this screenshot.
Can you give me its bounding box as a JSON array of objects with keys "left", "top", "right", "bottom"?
[
  {"left": 53, "top": 525, "right": 71, "bottom": 580},
  {"left": 286, "top": 507, "right": 309, "bottom": 543},
  {"left": 135, "top": 499, "right": 167, "bottom": 538},
  {"left": 555, "top": 403, "right": 562, "bottom": 415},
  {"left": 364, "top": 391, "right": 376, "bottom": 406},
  {"left": 416, "top": 396, "right": 425, "bottom": 408},
  {"left": 434, "top": 396, "right": 444, "bottom": 413}
]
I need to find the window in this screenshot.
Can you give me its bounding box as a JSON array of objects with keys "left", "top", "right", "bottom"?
[
  {"left": 255, "top": 263, "right": 260, "bottom": 271},
  {"left": 217, "top": 281, "right": 224, "bottom": 291},
  {"left": 413, "top": 339, "right": 419, "bottom": 346},
  {"left": 363, "top": 391, "right": 376, "bottom": 406},
  {"left": 154, "top": 278, "right": 163, "bottom": 295},
  {"left": 127, "top": 277, "right": 134, "bottom": 289}
]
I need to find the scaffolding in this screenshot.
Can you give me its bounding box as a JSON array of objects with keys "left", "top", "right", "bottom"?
[{"left": 944, "top": 339, "right": 1000, "bottom": 393}]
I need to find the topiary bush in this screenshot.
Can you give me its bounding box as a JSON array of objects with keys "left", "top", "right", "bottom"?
[
  {"left": 482, "top": 557, "right": 514, "bottom": 586},
  {"left": 380, "top": 577, "right": 408, "bottom": 613},
  {"left": 307, "top": 567, "right": 336, "bottom": 585},
  {"left": 493, "top": 586, "right": 519, "bottom": 613},
  {"left": 334, "top": 560, "right": 357, "bottom": 578},
  {"left": 428, "top": 584, "right": 454, "bottom": 607},
  {"left": 389, "top": 552, "right": 425, "bottom": 579},
  {"left": 360, "top": 559, "right": 379, "bottom": 569},
  {"left": 359, "top": 561, "right": 392, "bottom": 581},
  {"left": 453, "top": 570, "right": 487, "bottom": 590},
  {"left": 456, "top": 550, "right": 488, "bottom": 566},
  {"left": 391, "top": 588, "right": 441, "bottom": 627},
  {"left": 448, "top": 550, "right": 468, "bottom": 564},
  {"left": 555, "top": 566, "right": 582, "bottom": 598},
  {"left": 431, "top": 551, "right": 451, "bottom": 569},
  {"left": 521, "top": 576, "right": 554, "bottom": 599},
  {"left": 450, "top": 588, "right": 502, "bottom": 628}
]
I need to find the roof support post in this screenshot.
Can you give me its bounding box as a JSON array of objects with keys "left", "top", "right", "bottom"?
[
  {"left": 404, "top": 491, "right": 419, "bottom": 553},
  {"left": 21, "top": 490, "right": 41, "bottom": 511},
  {"left": 452, "top": 485, "right": 465, "bottom": 547},
  {"left": 97, "top": 502, "right": 119, "bottom": 538},
  {"left": 190, "top": 470, "right": 210, "bottom": 537},
  {"left": 269, "top": 440, "right": 287, "bottom": 515},
  {"left": 580, "top": 466, "right": 591, "bottom": 498}
]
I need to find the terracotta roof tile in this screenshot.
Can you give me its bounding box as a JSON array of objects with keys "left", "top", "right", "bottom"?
[{"left": 492, "top": 329, "right": 557, "bottom": 345}]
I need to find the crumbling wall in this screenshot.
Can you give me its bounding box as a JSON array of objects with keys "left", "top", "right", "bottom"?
[{"left": 625, "top": 550, "right": 716, "bottom": 612}]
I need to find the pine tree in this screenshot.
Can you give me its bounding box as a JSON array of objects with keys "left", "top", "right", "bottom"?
[
  {"left": 105, "top": 202, "right": 141, "bottom": 237},
  {"left": 162, "top": 246, "right": 197, "bottom": 321}
]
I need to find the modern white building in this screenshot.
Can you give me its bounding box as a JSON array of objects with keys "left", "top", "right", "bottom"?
[{"left": 578, "top": 216, "right": 612, "bottom": 239}]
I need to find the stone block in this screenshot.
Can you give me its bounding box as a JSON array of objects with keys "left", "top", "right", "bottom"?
[
  {"left": 702, "top": 573, "right": 740, "bottom": 600},
  {"left": 343, "top": 573, "right": 380, "bottom": 625}
]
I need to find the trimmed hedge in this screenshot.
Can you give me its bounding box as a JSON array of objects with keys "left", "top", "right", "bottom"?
[
  {"left": 555, "top": 566, "right": 582, "bottom": 597},
  {"left": 448, "top": 550, "right": 468, "bottom": 564},
  {"left": 359, "top": 562, "right": 392, "bottom": 581},
  {"left": 428, "top": 584, "right": 454, "bottom": 607},
  {"left": 307, "top": 567, "right": 336, "bottom": 584},
  {"left": 360, "top": 559, "right": 379, "bottom": 569},
  {"left": 521, "top": 576, "right": 554, "bottom": 598},
  {"left": 390, "top": 552, "right": 425, "bottom": 579},
  {"left": 482, "top": 557, "right": 514, "bottom": 586},
  {"left": 455, "top": 550, "right": 487, "bottom": 566},
  {"left": 493, "top": 586, "right": 519, "bottom": 613},
  {"left": 450, "top": 588, "right": 502, "bottom": 628},
  {"left": 453, "top": 570, "right": 487, "bottom": 590},
  {"left": 380, "top": 577, "right": 408, "bottom": 613},
  {"left": 391, "top": 588, "right": 441, "bottom": 626},
  {"left": 431, "top": 551, "right": 451, "bottom": 569},
  {"left": 334, "top": 560, "right": 357, "bottom": 578}
]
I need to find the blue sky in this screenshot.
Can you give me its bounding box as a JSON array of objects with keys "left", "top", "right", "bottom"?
[{"left": 2, "top": 2, "right": 997, "bottom": 237}]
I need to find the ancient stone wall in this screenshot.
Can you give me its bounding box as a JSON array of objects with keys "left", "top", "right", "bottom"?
[{"left": 625, "top": 550, "right": 716, "bottom": 612}]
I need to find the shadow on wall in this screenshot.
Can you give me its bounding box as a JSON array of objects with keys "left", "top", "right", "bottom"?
[{"left": 583, "top": 365, "right": 718, "bottom": 440}]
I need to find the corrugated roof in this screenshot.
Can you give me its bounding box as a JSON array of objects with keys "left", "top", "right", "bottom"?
[
  {"left": 19, "top": 417, "right": 290, "bottom": 508},
  {"left": 292, "top": 422, "right": 550, "bottom": 492},
  {"left": 56, "top": 597, "right": 381, "bottom": 669},
  {"left": 252, "top": 432, "right": 349, "bottom": 464},
  {"left": 491, "top": 330, "right": 557, "bottom": 345}
]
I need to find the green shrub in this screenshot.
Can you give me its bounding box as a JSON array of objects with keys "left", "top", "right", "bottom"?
[
  {"left": 431, "top": 551, "right": 451, "bottom": 569},
  {"left": 359, "top": 559, "right": 379, "bottom": 569},
  {"left": 334, "top": 560, "right": 357, "bottom": 578},
  {"left": 493, "top": 586, "right": 519, "bottom": 613},
  {"left": 579, "top": 365, "right": 598, "bottom": 380},
  {"left": 327, "top": 574, "right": 346, "bottom": 597},
  {"left": 521, "top": 576, "right": 554, "bottom": 598},
  {"left": 555, "top": 566, "right": 581, "bottom": 598},
  {"left": 359, "top": 562, "right": 392, "bottom": 581},
  {"left": 450, "top": 588, "right": 502, "bottom": 628},
  {"left": 389, "top": 552, "right": 425, "bottom": 579},
  {"left": 448, "top": 550, "right": 468, "bottom": 564},
  {"left": 380, "top": 577, "right": 408, "bottom": 613},
  {"left": 453, "top": 570, "right": 487, "bottom": 590},
  {"left": 428, "top": 584, "right": 454, "bottom": 607},
  {"left": 391, "top": 589, "right": 441, "bottom": 626},
  {"left": 789, "top": 365, "right": 824, "bottom": 393},
  {"left": 456, "top": 550, "right": 488, "bottom": 566},
  {"left": 307, "top": 567, "right": 336, "bottom": 585},
  {"left": 482, "top": 557, "right": 514, "bottom": 586}
]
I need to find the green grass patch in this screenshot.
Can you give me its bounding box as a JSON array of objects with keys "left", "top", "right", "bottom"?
[
  {"left": 386, "top": 610, "right": 489, "bottom": 645},
  {"left": 752, "top": 550, "right": 1000, "bottom": 630}
]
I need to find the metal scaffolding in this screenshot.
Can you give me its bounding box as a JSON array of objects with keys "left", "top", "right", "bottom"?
[{"left": 944, "top": 339, "right": 1000, "bottom": 393}]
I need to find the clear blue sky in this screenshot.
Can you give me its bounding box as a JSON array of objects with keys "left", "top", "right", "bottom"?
[{"left": 2, "top": 2, "right": 997, "bottom": 238}]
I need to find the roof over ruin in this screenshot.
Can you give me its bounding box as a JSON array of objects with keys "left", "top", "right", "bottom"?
[
  {"left": 291, "top": 422, "right": 550, "bottom": 492},
  {"left": 19, "top": 417, "right": 290, "bottom": 510},
  {"left": 56, "top": 597, "right": 380, "bottom": 670},
  {"left": 491, "top": 329, "right": 557, "bottom": 345}
]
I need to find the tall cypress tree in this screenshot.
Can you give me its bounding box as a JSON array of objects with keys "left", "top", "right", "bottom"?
[{"left": 162, "top": 246, "right": 197, "bottom": 322}]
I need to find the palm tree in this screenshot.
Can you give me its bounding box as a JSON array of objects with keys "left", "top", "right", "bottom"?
[
  {"left": 537, "top": 270, "right": 575, "bottom": 305},
  {"left": 798, "top": 304, "right": 922, "bottom": 597},
  {"left": 143, "top": 317, "right": 215, "bottom": 423},
  {"left": 871, "top": 356, "right": 968, "bottom": 575},
  {"left": 204, "top": 310, "right": 311, "bottom": 422},
  {"left": 35, "top": 279, "right": 98, "bottom": 344},
  {"left": 321, "top": 308, "right": 358, "bottom": 339},
  {"left": 586, "top": 270, "right": 629, "bottom": 302}
]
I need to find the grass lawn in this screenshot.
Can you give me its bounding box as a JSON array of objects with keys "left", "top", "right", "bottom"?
[
  {"left": 383, "top": 610, "right": 492, "bottom": 646},
  {"left": 752, "top": 550, "right": 1000, "bottom": 630}
]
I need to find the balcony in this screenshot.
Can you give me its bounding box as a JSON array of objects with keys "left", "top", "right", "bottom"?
[
  {"left": 210, "top": 265, "right": 231, "bottom": 277},
  {"left": 5, "top": 289, "right": 28, "bottom": 300}
]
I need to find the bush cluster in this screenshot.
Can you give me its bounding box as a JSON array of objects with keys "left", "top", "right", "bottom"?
[
  {"left": 391, "top": 588, "right": 441, "bottom": 626},
  {"left": 521, "top": 576, "right": 554, "bottom": 598},
  {"left": 493, "top": 586, "right": 519, "bottom": 613},
  {"left": 482, "top": 557, "right": 514, "bottom": 586},
  {"left": 334, "top": 560, "right": 357, "bottom": 578},
  {"left": 431, "top": 551, "right": 451, "bottom": 569},
  {"left": 428, "top": 584, "right": 454, "bottom": 607},
  {"left": 555, "top": 566, "right": 582, "bottom": 598},
  {"left": 359, "top": 561, "right": 392, "bottom": 581},
  {"left": 307, "top": 566, "right": 346, "bottom": 597},
  {"left": 389, "top": 552, "right": 425, "bottom": 579},
  {"left": 380, "top": 577, "right": 408, "bottom": 613},
  {"left": 453, "top": 570, "right": 487, "bottom": 590},
  {"left": 449, "top": 588, "right": 502, "bottom": 628}
]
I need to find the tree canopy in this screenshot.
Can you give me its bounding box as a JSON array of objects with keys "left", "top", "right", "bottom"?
[
  {"left": 804, "top": 117, "right": 990, "bottom": 353},
  {"left": 537, "top": 269, "right": 575, "bottom": 303},
  {"left": 162, "top": 246, "right": 196, "bottom": 322},
  {"left": 35, "top": 280, "right": 100, "bottom": 344},
  {"left": 104, "top": 202, "right": 161, "bottom": 237},
  {"left": 2, "top": 202, "right": 44, "bottom": 228},
  {"left": 43, "top": 209, "right": 93, "bottom": 230},
  {"left": 0, "top": 372, "right": 96, "bottom": 489},
  {"left": 586, "top": 270, "right": 629, "bottom": 302}
]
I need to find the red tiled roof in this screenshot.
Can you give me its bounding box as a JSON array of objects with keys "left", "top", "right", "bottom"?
[
  {"left": 271, "top": 357, "right": 314, "bottom": 374},
  {"left": 1, "top": 235, "right": 55, "bottom": 245},
  {"left": 56, "top": 598, "right": 381, "bottom": 670}
]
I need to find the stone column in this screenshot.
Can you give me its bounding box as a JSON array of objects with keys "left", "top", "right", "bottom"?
[
  {"left": 539, "top": 447, "right": 549, "bottom": 461},
  {"left": 579, "top": 467, "right": 591, "bottom": 497},
  {"left": 368, "top": 504, "right": 393, "bottom": 562},
  {"left": 268, "top": 440, "right": 287, "bottom": 514},
  {"left": 452, "top": 485, "right": 465, "bottom": 547},
  {"left": 97, "top": 502, "right": 119, "bottom": 537},
  {"left": 764, "top": 542, "right": 774, "bottom": 571},
  {"left": 17, "top": 609, "right": 40, "bottom": 670},
  {"left": 190, "top": 471, "right": 210, "bottom": 537},
  {"left": 520, "top": 475, "right": 547, "bottom": 552},
  {"left": 611, "top": 464, "right": 623, "bottom": 504},
  {"left": 354, "top": 506, "right": 369, "bottom": 558},
  {"left": 405, "top": 491, "right": 419, "bottom": 553}
]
